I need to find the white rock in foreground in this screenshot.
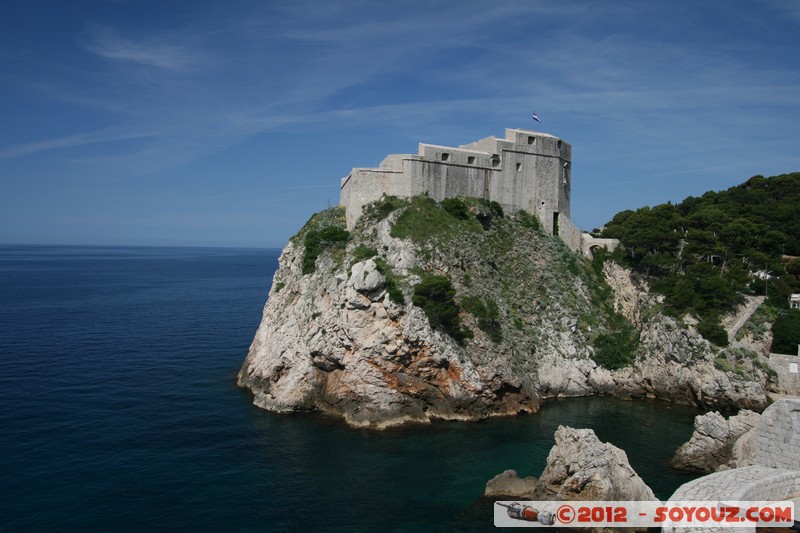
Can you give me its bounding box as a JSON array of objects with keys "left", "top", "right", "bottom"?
[
  {"left": 671, "top": 409, "right": 760, "bottom": 473},
  {"left": 532, "top": 426, "right": 657, "bottom": 501}
]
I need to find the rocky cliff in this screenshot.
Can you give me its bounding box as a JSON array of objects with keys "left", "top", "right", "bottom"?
[
  {"left": 238, "top": 196, "right": 770, "bottom": 428},
  {"left": 484, "top": 426, "right": 656, "bottom": 501},
  {"left": 671, "top": 409, "right": 760, "bottom": 473},
  {"left": 532, "top": 426, "right": 657, "bottom": 501}
]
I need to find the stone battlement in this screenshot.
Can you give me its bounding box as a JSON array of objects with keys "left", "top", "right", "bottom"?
[{"left": 339, "top": 128, "right": 615, "bottom": 256}]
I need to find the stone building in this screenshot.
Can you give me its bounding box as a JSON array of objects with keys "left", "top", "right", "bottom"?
[{"left": 338, "top": 128, "right": 617, "bottom": 256}]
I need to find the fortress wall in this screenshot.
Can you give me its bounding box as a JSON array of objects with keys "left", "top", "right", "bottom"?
[
  {"left": 503, "top": 129, "right": 562, "bottom": 157},
  {"left": 487, "top": 152, "right": 563, "bottom": 232},
  {"left": 459, "top": 136, "right": 503, "bottom": 155},
  {"left": 460, "top": 130, "right": 570, "bottom": 161},
  {"left": 418, "top": 144, "right": 493, "bottom": 168},
  {"left": 341, "top": 168, "right": 408, "bottom": 229},
  {"left": 581, "top": 235, "right": 620, "bottom": 257},
  {"left": 340, "top": 129, "right": 585, "bottom": 250},
  {"left": 533, "top": 155, "right": 565, "bottom": 230},
  {"left": 404, "top": 160, "right": 489, "bottom": 203},
  {"left": 488, "top": 153, "right": 518, "bottom": 212},
  {"left": 557, "top": 141, "right": 571, "bottom": 162},
  {"left": 754, "top": 398, "right": 800, "bottom": 470},
  {"left": 341, "top": 153, "right": 493, "bottom": 229},
  {"left": 559, "top": 165, "right": 571, "bottom": 219},
  {"left": 557, "top": 213, "right": 583, "bottom": 252},
  {"left": 378, "top": 154, "right": 409, "bottom": 171}
]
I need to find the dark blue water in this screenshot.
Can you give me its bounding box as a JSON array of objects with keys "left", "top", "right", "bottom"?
[{"left": 0, "top": 245, "right": 700, "bottom": 531}]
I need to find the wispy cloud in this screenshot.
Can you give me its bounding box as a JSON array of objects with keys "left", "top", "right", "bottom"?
[
  {"left": 766, "top": 0, "right": 800, "bottom": 21},
  {"left": 3, "top": 0, "right": 800, "bottom": 241},
  {"left": 82, "top": 25, "right": 199, "bottom": 70},
  {"left": 0, "top": 128, "right": 156, "bottom": 160}
]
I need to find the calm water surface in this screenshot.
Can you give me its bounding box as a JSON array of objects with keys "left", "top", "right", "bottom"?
[{"left": 0, "top": 245, "right": 700, "bottom": 531}]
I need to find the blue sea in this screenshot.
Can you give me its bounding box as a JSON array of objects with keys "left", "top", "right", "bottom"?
[{"left": 0, "top": 245, "right": 701, "bottom": 531}]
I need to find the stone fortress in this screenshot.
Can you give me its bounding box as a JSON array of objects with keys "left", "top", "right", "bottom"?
[{"left": 339, "top": 128, "right": 617, "bottom": 256}]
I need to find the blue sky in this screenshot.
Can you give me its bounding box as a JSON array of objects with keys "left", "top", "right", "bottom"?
[{"left": 2, "top": 0, "right": 800, "bottom": 248}]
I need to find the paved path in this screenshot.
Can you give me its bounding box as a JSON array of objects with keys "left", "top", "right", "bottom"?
[{"left": 728, "top": 296, "right": 765, "bottom": 343}]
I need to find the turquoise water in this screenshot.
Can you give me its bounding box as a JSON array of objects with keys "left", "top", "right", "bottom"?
[{"left": 0, "top": 245, "right": 700, "bottom": 531}]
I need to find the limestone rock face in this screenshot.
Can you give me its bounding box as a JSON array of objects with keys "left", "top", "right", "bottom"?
[
  {"left": 484, "top": 469, "right": 538, "bottom": 499},
  {"left": 602, "top": 261, "right": 647, "bottom": 327},
  {"left": 237, "top": 214, "right": 539, "bottom": 429},
  {"left": 532, "top": 426, "right": 657, "bottom": 501},
  {"left": 671, "top": 410, "right": 760, "bottom": 473},
  {"left": 540, "top": 261, "right": 772, "bottom": 411},
  {"left": 238, "top": 202, "right": 769, "bottom": 428},
  {"left": 350, "top": 259, "right": 385, "bottom": 294},
  {"left": 606, "top": 293, "right": 768, "bottom": 411}
]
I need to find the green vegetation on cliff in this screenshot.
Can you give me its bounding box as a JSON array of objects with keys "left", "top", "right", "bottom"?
[
  {"left": 772, "top": 309, "right": 800, "bottom": 355},
  {"left": 294, "top": 207, "right": 349, "bottom": 275},
  {"left": 295, "top": 195, "right": 647, "bottom": 370},
  {"left": 413, "top": 275, "right": 473, "bottom": 345},
  {"left": 601, "top": 172, "right": 800, "bottom": 343},
  {"left": 356, "top": 195, "right": 637, "bottom": 370}
]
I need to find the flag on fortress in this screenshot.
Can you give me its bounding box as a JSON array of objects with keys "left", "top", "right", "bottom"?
[{"left": 532, "top": 112, "right": 541, "bottom": 123}]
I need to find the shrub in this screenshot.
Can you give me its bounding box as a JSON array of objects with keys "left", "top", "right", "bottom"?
[
  {"left": 489, "top": 200, "right": 504, "bottom": 218},
  {"left": 413, "top": 275, "right": 470, "bottom": 344},
  {"left": 391, "top": 197, "right": 445, "bottom": 242},
  {"left": 391, "top": 196, "right": 480, "bottom": 244},
  {"left": 302, "top": 226, "right": 350, "bottom": 275},
  {"left": 292, "top": 206, "right": 346, "bottom": 243},
  {"left": 462, "top": 295, "right": 502, "bottom": 343},
  {"left": 350, "top": 245, "right": 378, "bottom": 264},
  {"left": 771, "top": 309, "right": 800, "bottom": 354},
  {"left": 697, "top": 315, "right": 730, "bottom": 346},
  {"left": 365, "top": 195, "right": 407, "bottom": 222},
  {"left": 754, "top": 358, "right": 778, "bottom": 379},
  {"left": 374, "top": 258, "right": 405, "bottom": 305},
  {"left": 516, "top": 209, "right": 540, "bottom": 230},
  {"left": 591, "top": 246, "right": 610, "bottom": 277},
  {"left": 714, "top": 356, "right": 733, "bottom": 372},
  {"left": 441, "top": 197, "right": 471, "bottom": 220},
  {"left": 592, "top": 327, "right": 638, "bottom": 370}
]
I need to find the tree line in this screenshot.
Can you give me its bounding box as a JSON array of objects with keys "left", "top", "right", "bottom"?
[{"left": 600, "top": 172, "right": 800, "bottom": 347}]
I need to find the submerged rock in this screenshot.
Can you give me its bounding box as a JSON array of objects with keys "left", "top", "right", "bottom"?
[{"left": 484, "top": 469, "right": 538, "bottom": 499}]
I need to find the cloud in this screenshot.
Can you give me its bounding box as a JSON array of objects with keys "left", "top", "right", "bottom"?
[
  {"left": 82, "top": 25, "right": 198, "bottom": 70},
  {"left": 0, "top": 128, "right": 156, "bottom": 160},
  {"left": 6, "top": 1, "right": 800, "bottom": 192},
  {"left": 766, "top": 0, "right": 800, "bottom": 21}
]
